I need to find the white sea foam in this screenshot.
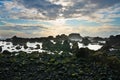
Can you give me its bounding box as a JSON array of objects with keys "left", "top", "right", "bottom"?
[
  {"left": 0, "top": 41, "right": 43, "bottom": 53},
  {"left": 77, "top": 42, "right": 102, "bottom": 50}
]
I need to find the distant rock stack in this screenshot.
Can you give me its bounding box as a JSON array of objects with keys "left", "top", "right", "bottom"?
[{"left": 68, "top": 33, "right": 82, "bottom": 41}]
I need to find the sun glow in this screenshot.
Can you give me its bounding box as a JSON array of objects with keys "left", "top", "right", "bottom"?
[{"left": 55, "top": 19, "right": 66, "bottom": 25}]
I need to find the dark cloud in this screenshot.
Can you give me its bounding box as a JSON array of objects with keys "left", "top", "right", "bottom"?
[
  {"left": 1, "top": 26, "right": 38, "bottom": 30},
  {"left": 63, "top": 0, "right": 120, "bottom": 18},
  {"left": 0, "top": 24, "right": 48, "bottom": 34},
  {"left": 0, "top": 0, "right": 12, "bottom": 1},
  {"left": 14, "top": 0, "right": 120, "bottom": 20},
  {"left": 16, "top": 0, "right": 63, "bottom": 19},
  {"left": 90, "top": 0, "right": 120, "bottom": 8}
]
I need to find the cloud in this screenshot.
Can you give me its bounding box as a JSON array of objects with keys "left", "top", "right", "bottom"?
[
  {"left": 15, "top": 0, "right": 63, "bottom": 20},
  {"left": 63, "top": 0, "right": 120, "bottom": 22},
  {"left": 0, "top": 0, "right": 120, "bottom": 38},
  {"left": 0, "top": 30, "right": 39, "bottom": 39},
  {"left": 0, "top": 21, "right": 120, "bottom": 38},
  {"left": 0, "top": 19, "right": 49, "bottom": 36},
  {"left": 32, "top": 22, "right": 120, "bottom": 37},
  {"left": 0, "top": 0, "right": 120, "bottom": 22}
]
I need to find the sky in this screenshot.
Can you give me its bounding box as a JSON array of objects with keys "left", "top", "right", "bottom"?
[{"left": 0, "top": 0, "right": 120, "bottom": 38}]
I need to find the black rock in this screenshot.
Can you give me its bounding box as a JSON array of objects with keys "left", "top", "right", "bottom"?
[{"left": 0, "top": 46, "right": 2, "bottom": 52}]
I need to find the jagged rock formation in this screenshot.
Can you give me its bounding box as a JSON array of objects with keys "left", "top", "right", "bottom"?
[
  {"left": 0, "top": 33, "right": 119, "bottom": 54},
  {"left": 68, "top": 33, "right": 82, "bottom": 41},
  {"left": 100, "top": 35, "right": 120, "bottom": 55}
]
